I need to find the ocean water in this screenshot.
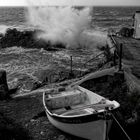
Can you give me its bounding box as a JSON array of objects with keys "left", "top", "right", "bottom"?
[
  {"left": 0, "top": 7, "right": 25, "bottom": 26},
  {"left": 0, "top": 6, "right": 140, "bottom": 33},
  {"left": 91, "top": 6, "right": 140, "bottom": 31}
]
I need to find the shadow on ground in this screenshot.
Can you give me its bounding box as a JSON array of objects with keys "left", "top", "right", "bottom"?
[{"left": 0, "top": 112, "right": 32, "bottom": 140}]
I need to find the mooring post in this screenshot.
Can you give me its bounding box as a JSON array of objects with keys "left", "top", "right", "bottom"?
[
  {"left": 119, "top": 43, "right": 123, "bottom": 71},
  {"left": 70, "top": 56, "right": 73, "bottom": 74},
  {"left": 49, "top": 75, "right": 51, "bottom": 83},
  {"left": 113, "top": 50, "right": 117, "bottom": 66},
  {"left": 0, "top": 70, "right": 9, "bottom": 100},
  {"left": 68, "top": 56, "right": 75, "bottom": 78}
]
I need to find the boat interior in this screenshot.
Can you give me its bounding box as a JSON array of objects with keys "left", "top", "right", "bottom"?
[{"left": 45, "top": 86, "right": 115, "bottom": 116}]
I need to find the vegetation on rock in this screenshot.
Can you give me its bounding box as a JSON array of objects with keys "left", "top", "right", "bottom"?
[{"left": 0, "top": 28, "right": 66, "bottom": 50}]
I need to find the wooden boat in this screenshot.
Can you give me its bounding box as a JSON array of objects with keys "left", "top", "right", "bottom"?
[{"left": 43, "top": 86, "right": 120, "bottom": 140}]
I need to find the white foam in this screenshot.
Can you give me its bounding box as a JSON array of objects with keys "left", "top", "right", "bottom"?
[
  {"left": 26, "top": 5, "right": 92, "bottom": 48},
  {"left": 0, "top": 25, "right": 11, "bottom": 34}
]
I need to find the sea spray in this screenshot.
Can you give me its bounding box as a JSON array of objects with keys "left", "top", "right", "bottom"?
[
  {"left": 26, "top": 0, "right": 107, "bottom": 49},
  {"left": 26, "top": 6, "right": 92, "bottom": 48},
  {"left": 0, "top": 25, "right": 11, "bottom": 34}
]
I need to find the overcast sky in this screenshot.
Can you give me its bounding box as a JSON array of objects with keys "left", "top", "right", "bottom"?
[{"left": 0, "top": 0, "right": 140, "bottom": 6}]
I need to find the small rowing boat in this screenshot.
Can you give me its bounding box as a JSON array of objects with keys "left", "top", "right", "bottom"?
[{"left": 43, "top": 86, "right": 120, "bottom": 140}]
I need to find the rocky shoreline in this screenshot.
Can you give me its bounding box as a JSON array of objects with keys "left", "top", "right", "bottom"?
[{"left": 0, "top": 28, "right": 140, "bottom": 140}]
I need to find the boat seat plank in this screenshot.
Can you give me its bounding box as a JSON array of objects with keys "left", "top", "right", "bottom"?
[
  {"left": 52, "top": 102, "right": 88, "bottom": 114},
  {"left": 46, "top": 90, "right": 88, "bottom": 110},
  {"left": 53, "top": 102, "right": 114, "bottom": 115}
]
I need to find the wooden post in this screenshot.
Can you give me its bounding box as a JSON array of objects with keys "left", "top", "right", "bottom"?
[
  {"left": 0, "top": 70, "right": 9, "bottom": 100},
  {"left": 119, "top": 43, "right": 123, "bottom": 71},
  {"left": 113, "top": 50, "right": 117, "bottom": 66},
  {"left": 68, "top": 56, "right": 75, "bottom": 78},
  {"left": 70, "top": 56, "right": 73, "bottom": 74},
  {"left": 49, "top": 75, "right": 51, "bottom": 83}
]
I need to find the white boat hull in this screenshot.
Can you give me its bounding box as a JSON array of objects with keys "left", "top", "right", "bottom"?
[
  {"left": 43, "top": 86, "right": 119, "bottom": 140},
  {"left": 46, "top": 112, "right": 111, "bottom": 140}
]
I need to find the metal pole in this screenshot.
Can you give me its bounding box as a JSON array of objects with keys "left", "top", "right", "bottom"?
[{"left": 119, "top": 43, "right": 123, "bottom": 71}]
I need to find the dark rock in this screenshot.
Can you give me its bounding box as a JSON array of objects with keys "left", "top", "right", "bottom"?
[
  {"left": 8, "top": 86, "right": 19, "bottom": 95},
  {"left": 0, "top": 70, "right": 9, "bottom": 100},
  {"left": 32, "top": 111, "right": 46, "bottom": 120},
  {"left": 114, "top": 71, "right": 124, "bottom": 83},
  {"left": 0, "top": 33, "right": 3, "bottom": 38},
  {"left": 0, "top": 113, "right": 31, "bottom": 140},
  {"left": 53, "top": 42, "right": 65, "bottom": 49},
  {"left": 58, "top": 87, "right": 66, "bottom": 92},
  {"left": 68, "top": 72, "right": 75, "bottom": 79},
  {"left": 0, "top": 84, "right": 9, "bottom": 100},
  {"left": 32, "top": 81, "right": 42, "bottom": 91},
  {"left": 0, "top": 28, "right": 66, "bottom": 50},
  {"left": 119, "top": 27, "right": 134, "bottom": 37},
  {"left": 0, "top": 70, "right": 8, "bottom": 85},
  {"left": 42, "top": 76, "right": 48, "bottom": 84}
]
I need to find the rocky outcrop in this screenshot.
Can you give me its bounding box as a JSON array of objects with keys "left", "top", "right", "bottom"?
[
  {"left": 118, "top": 27, "right": 134, "bottom": 37},
  {"left": 0, "top": 28, "right": 65, "bottom": 50}
]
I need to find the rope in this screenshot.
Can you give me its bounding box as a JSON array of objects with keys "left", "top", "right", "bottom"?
[
  {"left": 105, "top": 120, "right": 109, "bottom": 140},
  {"left": 104, "top": 111, "right": 109, "bottom": 140},
  {"left": 111, "top": 113, "right": 132, "bottom": 140}
]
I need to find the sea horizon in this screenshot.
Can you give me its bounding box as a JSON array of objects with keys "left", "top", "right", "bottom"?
[{"left": 0, "top": 6, "right": 140, "bottom": 32}]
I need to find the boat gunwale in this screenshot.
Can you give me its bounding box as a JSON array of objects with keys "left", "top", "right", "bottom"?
[{"left": 43, "top": 87, "right": 120, "bottom": 123}]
